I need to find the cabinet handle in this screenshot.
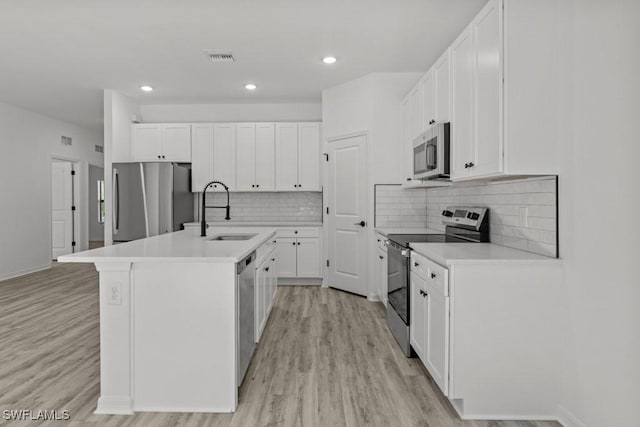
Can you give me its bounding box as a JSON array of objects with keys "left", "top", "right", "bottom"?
[
  {"left": 297, "top": 242, "right": 301, "bottom": 246},
  {"left": 272, "top": 258, "right": 275, "bottom": 262},
  {"left": 406, "top": 177, "right": 412, "bottom": 181},
  {"left": 265, "top": 267, "right": 269, "bottom": 272},
  {"left": 256, "top": 184, "right": 259, "bottom": 188},
  {"left": 162, "top": 155, "right": 165, "bottom": 159},
  {"left": 273, "top": 240, "right": 277, "bottom": 243},
  {"left": 379, "top": 255, "right": 384, "bottom": 260},
  {"left": 377, "top": 239, "right": 380, "bottom": 242},
  {"left": 414, "top": 262, "right": 419, "bottom": 267},
  {"left": 464, "top": 162, "right": 469, "bottom": 168},
  {"left": 431, "top": 272, "right": 436, "bottom": 279},
  {"left": 468, "top": 162, "right": 474, "bottom": 168},
  {"left": 292, "top": 242, "right": 296, "bottom": 246},
  {"left": 294, "top": 230, "right": 298, "bottom": 234},
  {"left": 157, "top": 155, "right": 161, "bottom": 159},
  {"left": 419, "top": 289, "right": 428, "bottom": 298}
]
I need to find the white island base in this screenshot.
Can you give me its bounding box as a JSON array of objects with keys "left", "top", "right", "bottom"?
[{"left": 59, "top": 228, "right": 277, "bottom": 414}]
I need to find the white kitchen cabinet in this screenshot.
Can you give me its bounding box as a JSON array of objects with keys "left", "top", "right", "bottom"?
[
  {"left": 401, "top": 97, "right": 413, "bottom": 184},
  {"left": 235, "top": 123, "right": 256, "bottom": 191},
  {"left": 255, "top": 247, "right": 277, "bottom": 342},
  {"left": 131, "top": 123, "right": 191, "bottom": 162},
  {"left": 255, "top": 123, "right": 276, "bottom": 191},
  {"left": 409, "top": 86, "right": 421, "bottom": 142},
  {"left": 297, "top": 122, "right": 321, "bottom": 191},
  {"left": 191, "top": 124, "right": 214, "bottom": 192},
  {"left": 376, "top": 246, "right": 388, "bottom": 306},
  {"left": 420, "top": 70, "right": 435, "bottom": 130},
  {"left": 213, "top": 124, "right": 236, "bottom": 191},
  {"left": 275, "top": 237, "right": 298, "bottom": 278},
  {"left": 275, "top": 227, "right": 321, "bottom": 278},
  {"left": 410, "top": 271, "right": 427, "bottom": 360},
  {"left": 296, "top": 237, "right": 321, "bottom": 277},
  {"left": 434, "top": 49, "right": 451, "bottom": 123},
  {"left": 275, "top": 123, "right": 299, "bottom": 191},
  {"left": 451, "top": 26, "right": 475, "bottom": 180}
]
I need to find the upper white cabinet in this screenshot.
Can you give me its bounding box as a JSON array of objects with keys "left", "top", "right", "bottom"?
[
  {"left": 131, "top": 123, "right": 191, "bottom": 162},
  {"left": 402, "top": 0, "right": 561, "bottom": 182},
  {"left": 275, "top": 122, "right": 321, "bottom": 191},
  {"left": 191, "top": 121, "right": 320, "bottom": 193},
  {"left": 191, "top": 124, "right": 214, "bottom": 192}
]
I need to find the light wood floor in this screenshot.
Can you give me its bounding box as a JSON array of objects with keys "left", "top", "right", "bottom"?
[{"left": 0, "top": 263, "right": 560, "bottom": 427}]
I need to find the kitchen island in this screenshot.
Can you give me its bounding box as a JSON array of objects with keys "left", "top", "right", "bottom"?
[{"left": 58, "top": 227, "right": 277, "bottom": 415}]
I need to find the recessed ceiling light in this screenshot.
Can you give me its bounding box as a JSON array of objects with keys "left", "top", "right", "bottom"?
[
  {"left": 245, "top": 83, "right": 257, "bottom": 91},
  {"left": 140, "top": 85, "right": 153, "bottom": 92},
  {"left": 322, "top": 56, "right": 337, "bottom": 64}
]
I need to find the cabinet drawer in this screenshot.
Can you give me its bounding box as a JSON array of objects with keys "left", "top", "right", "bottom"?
[
  {"left": 410, "top": 252, "right": 430, "bottom": 280},
  {"left": 376, "top": 233, "right": 387, "bottom": 252},
  {"left": 277, "top": 227, "right": 320, "bottom": 238},
  {"left": 256, "top": 236, "right": 278, "bottom": 264},
  {"left": 424, "top": 258, "right": 448, "bottom": 296}
]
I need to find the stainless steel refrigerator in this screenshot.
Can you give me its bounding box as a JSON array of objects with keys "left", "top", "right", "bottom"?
[{"left": 112, "top": 163, "right": 193, "bottom": 242}]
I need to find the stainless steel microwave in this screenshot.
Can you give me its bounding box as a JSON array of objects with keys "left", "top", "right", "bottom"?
[{"left": 412, "top": 122, "right": 450, "bottom": 179}]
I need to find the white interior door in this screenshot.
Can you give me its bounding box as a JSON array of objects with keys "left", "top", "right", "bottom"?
[
  {"left": 51, "top": 161, "right": 73, "bottom": 260},
  {"left": 327, "top": 134, "right": 368, "bottom": 296}
]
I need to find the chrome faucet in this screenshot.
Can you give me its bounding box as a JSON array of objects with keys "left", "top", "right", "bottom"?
[{"left": 201, "top": 181, "right": 231, "bottom": 237}]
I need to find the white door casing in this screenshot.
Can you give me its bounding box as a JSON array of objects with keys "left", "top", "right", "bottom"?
[
  {"left": 326, "top": 133, "right": 368, "bottom": 296},
  {"left": 51, "top": 161, "right": 73, "bottom": 260}
]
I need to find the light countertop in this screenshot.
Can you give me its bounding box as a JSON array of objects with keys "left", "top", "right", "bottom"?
[
  {"left": 58, "top": 227, "right": 277, "bottom": 264},
  {"left": 184, "top": 221, "right": 323, "bottom": 228},
  {"left": 410, "top": 242, "right": 561, "bottom": 266},
  {"left": 375, "top": 227, "right": 442, "bottom": 237}
]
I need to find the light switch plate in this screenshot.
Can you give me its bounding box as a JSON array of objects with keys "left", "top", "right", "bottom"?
[{"left": 108, "top": 282, "right": 122, "bottom": 305}]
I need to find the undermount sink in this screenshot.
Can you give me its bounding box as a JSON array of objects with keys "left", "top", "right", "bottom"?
[{"left": 207, "top": 234, "right": 257, "bottom": 241}]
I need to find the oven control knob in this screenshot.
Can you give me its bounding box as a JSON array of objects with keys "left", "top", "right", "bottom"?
[
  {"left": 466, "top": 212, "right": 473, "bottom": 219},
  {"left": 469, "top": 212, "right": 480, "bottom": 220},
  {"left": 442, "top": 210, "right": 453, "bottom": 217}
]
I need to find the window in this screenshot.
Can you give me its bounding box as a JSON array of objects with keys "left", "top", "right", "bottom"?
[{"left": 97, "top": 180, "right": 105, "bottom": 224}]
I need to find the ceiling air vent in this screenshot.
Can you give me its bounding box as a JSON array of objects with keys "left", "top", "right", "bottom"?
[{"left": 203, "top": 50, "right": 234, "bottom": 63}]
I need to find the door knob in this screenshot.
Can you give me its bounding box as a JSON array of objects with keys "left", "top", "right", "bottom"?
[{"left": 353, "top": 221, "right": 366, "bottom": 227}]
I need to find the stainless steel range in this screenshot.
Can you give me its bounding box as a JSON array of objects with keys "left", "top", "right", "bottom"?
[{"left": 385, "top": 206, "right": 489, "bottom": 357}]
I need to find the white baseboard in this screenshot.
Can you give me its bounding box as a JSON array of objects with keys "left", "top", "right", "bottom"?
[
  {"left": 277, "top": 278, "right": 322, "bottom": 286},
  {"left": 460, "top": 414, "right": 558, "bottom": 422},
  {"left": 133, "top": 406, "right": 234, "bottom": 413},
  {"left": 0, "top": 263, "right": 51, "bottom": 282},
  {"left": 557, "top": 405, "right": 587, "bottom": 427},
  {"left": 367, "top": 293, "right": 381, "bottom": 302},
  {"left": 95, "top": 396, "right": 133, "bottom": 415}
]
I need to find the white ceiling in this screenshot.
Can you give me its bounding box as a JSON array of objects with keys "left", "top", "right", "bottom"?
[{"left": 0, "top": 0, "right": 486, "bottom": 132}]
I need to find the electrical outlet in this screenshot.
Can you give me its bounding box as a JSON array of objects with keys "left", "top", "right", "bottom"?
[
  {"left": 108, "top": 283, "right": 122, "bottom": 305},
  {"left": 519, "top": 206, "right": 529, "bottom": 227}
]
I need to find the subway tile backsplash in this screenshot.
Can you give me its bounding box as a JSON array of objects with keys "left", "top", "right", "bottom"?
[
  {"left": 202, "top": 192, "right": 322, "bottom": 224},
  {"left": 375, "top": 176, "right": 558, "bottom": 257},
  {"left": 375, "top": 185, "right": 428, "bottom": 228},
  {"left": 425, "top": 176, "right": 558, "bottom": 257}
]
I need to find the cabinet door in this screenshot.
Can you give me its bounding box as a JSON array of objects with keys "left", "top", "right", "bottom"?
[
  {"left": 191, "top": 124, "right": 214, "bottom": 192},
  {"left": 255, "top": 123, "right": 276, "bottom": 191},
  {"left": 275, "top": 237, "right": 297, "bottom": 278},
  {"left": 409, "top": 272, "right": 427, "bottom": 360},
  {"left": 434, "top": 49, "right": 451, "bottom": 123},
  {"left": 275, "top": 123, "right": 299, "bottom": 191},
  {"left": 254, "top": 264, "right": 266, "bottom": 342},
  {"left": 401, "top": 96, "right": 413, "bottom": 183},
  {"left": 377, "top": 247, "right": 388, "bottom": 306},
  {"left": 409, "top": 86, "right": 421, "bottom": 141},
  {"left": 298, "top": 123, "right": 321, "bottom": 191},
  {"left": 472, "top": 0, "right": 503, "bottom": 178},
  {"left": 296, "top": 237, "right": 320, "bottom": 277},
  {"left": 267, "top": 256, "right": 277, "bottom": 312},
  {"left": 420, "top": 70, "right": 436, "bottom": 129},
  {"left": 236, "top": 123, "right": 256, "bottom": 191},
  {"left": 131, "top": 124, "right": 162, "bottom": 161},
  {"left": 451, "top": 26, "right": 474, "bottom": 179},
  {"left": 213, "top": 124, "right": 236, "bottom": 191},
  {"left": 162, "top": 124, "right": 191, "bottom": 161},
  {"left": 424, "top": 279, "right": 450, "bottom": 396}
]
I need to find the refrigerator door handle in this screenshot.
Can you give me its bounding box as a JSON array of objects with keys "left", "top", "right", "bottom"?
[{"left": 113, "top": 168, "right": 120, "bottom": 234}]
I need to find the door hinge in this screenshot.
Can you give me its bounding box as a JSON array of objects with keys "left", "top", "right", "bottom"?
[
  {"left": 70, "top": 170, "right": 76, "bottom": 176},
  {"left": 71, "top": 206, "right": 76, "bottom": 211},
  {"left": 326, "top": 259, "right": 330, "bottom": 267},
  {"left": 323, "top": 153, "right": 329, "bottom": 161},
  {"left": 326, "top": 206, "right": 329, "bottom": 214},
  {"left": 71, "top": 241, "right": 76, "bottom": 247}
]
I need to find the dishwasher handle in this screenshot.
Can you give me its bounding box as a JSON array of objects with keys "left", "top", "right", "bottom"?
[{"left": 237, "top": 251, "right": 256, "bottom": 274}]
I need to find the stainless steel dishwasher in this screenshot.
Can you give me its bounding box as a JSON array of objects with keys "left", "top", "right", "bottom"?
[{"left": 237, "top": 251, "right": 256, "bottom": 386}]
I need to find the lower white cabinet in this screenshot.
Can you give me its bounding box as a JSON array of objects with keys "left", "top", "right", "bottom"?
[
  {"left": 255, "top": 247, "right": 277, "bottom": 342},
  {"left": 274, "top": 227, "right": 321, "bottom": 278},
  {"left": 410, "top": 253, "right": 450, "bottom": 396},
  {"left": 376, "top": 245, "right": 388, "bottom": 306}
]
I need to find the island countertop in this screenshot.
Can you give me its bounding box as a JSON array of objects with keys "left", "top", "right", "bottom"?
[{"left": 58, "top": 227, "right": 277, "bottom": 264}]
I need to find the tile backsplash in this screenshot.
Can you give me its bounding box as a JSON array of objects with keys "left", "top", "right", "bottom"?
[
  {"left": 425, "top": 176, "right": 558, "bottom": 257},
  {"left": 201, "top": 192, "right": 322, "bottom": 224},
  {"left": 375, "top": 185, "right": 428, "bottom": 228},
  {"left": 374, "top": 177, "right": 558, "bottom": 257}
]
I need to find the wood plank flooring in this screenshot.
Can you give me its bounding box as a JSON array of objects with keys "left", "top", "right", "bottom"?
[{"left": 0, "top": 263, "right": 560, "bottom": 427}]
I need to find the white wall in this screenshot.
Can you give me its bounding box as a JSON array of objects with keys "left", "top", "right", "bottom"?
[
  {"left": 103, "top": 90, "right": 141, "bottom": 245},
  {"left": 0, "top": 101, "right": 103, "bottom": 280},
  {"left": 322, "top": 72, "right": 421, "bottom": 298},
  {"left": 140, "top": 103, "right": 322, "bottom": 123},
  {"left": 556, "top": 1, "right": 640, "bottom": 426}
]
